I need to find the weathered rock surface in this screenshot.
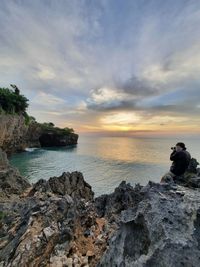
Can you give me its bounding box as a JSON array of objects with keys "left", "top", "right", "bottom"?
[
  {"left": 0, "top": 170, "right": 111, "bottom": 267},
  {"left": 39, "top": 132, "right": 78, "bottom": 147},
  {"left": 95, "top": 181, "right": 143, "bottom": 221},
  {"left": 26, "top": 122, "right": 79, "bottom": 148},
  {"left": 25, "top": 121, "right": 42, "bottom": 148},
  {"left": 0, "top": 148, "right": 30, "bottom": 199},
  {"left": 0, "top": 115, "right": 79, "bottom": 154},
  {"left": 29, "top": 171, "right": 94, "bottom": 201},
  {"left": 98, "top": 181, "right": 200, "bottom": 267},
  {"left": 1, "top": 155, "right": 200, "bottom": 266},
  {"left": 0, "top": 115, "right": 28, "bottom": 154}
]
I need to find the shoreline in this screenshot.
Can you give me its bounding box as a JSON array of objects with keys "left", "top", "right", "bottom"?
[{"left": 1, "top": 147, "right": 200, "bottom": 266}]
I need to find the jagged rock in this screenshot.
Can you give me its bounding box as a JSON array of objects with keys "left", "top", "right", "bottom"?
[
  {"left": 0, "top": 172, "right": 109, "bottom": 267},
  {"left": 187, "top": 177, "right": 200, "bottom": 188},
  {"left": 1, "top": 153, "right": 200, "bottom": 266},
  {"left": 0, "top": 166, "right": 30, "bottom": 198},
  {"left": 98, "top": 181, "right": 200, "bottom": 267},
  {"left": 174, "top": 159, "right": 200, "bottom": 188},
  {"left": 187, "top": 158, "right": 199, "bottom": 173},
  {"left": 0, "top": 194, "right": 75, "bottom": 267},
  {"left": 29, "top": 171, "right": 94, "bottom": 201},
  {"left": 0, "top": 149, "right": 30, "bottom": 198},
  {"left": 95, "top": 181, "right": 143, "bottom": 221}
]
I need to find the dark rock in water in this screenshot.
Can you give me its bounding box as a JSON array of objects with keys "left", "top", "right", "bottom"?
[
  {"left": 39, "top": 132, "right": 78, "bottom": 147},
  {"left": 27, "top": 122, "right": 79, "bottom": 148},
  {"left": 29, "top": 171, "right": 94, "bottom": 201},
  {"left": 0, "top": 114, "right": 79, "bottom": 154}
]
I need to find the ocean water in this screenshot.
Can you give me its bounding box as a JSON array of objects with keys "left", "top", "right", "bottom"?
[{"left": 10, "top": 136, "right": 200, "bottom": 196}]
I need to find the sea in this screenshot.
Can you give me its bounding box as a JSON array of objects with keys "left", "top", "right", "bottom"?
[{"left": 10, "top": 136, "right": 200, "bottom": 196}]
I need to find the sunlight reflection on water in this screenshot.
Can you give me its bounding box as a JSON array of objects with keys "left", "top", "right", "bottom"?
[{"left": 10, "top": 136, "right": 200, "bottom": 196}]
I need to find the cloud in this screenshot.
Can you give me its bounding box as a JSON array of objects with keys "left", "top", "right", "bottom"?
[
  {"left": 1, "top": 0, "right": 200, "bottom": 134},
  {"left": 86, "top": 86, "right": 135, "bottom": 111},
  {"left": 86, "top": 75, "right": 160, "bottom": 111},
  {"left": 36, "top": 65, "right": 56, "bottom": 80},
  {"left": 101, "top": 112, "right": 141, "bottom": 125},
  {"left": 31, "top": 92, "right": 65, "bottom": 107}
]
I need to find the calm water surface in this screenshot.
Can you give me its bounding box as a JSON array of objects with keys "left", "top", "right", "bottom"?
[{"left": 10, "top": 136, "right": 200, "bottom": 196}]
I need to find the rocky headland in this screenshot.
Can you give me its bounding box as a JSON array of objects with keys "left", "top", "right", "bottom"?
[
  {"left": 1, "top": 148, "right": 200, "bottom": 266},
  {"left": 0, "top": 87, "right": 78, "bottom": 154},
  {"left": 0, "top": 114, "right": 78, "bottom": 155}
]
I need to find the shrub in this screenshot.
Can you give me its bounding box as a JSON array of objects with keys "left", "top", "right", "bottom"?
[{"left": 39, "top": 123, "right": 74, "bottom": 135}]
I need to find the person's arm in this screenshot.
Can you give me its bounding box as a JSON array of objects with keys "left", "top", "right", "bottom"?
[{"left": 170, "top": 151, "right": 180, "bottom": 161}]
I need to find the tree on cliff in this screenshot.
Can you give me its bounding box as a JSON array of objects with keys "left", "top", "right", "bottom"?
[
  {"left": 10, "top": 84, "right": 20, "bottom": 95},
  {"left": 0, "top": 86, "right": 29, "bottom": 114}
]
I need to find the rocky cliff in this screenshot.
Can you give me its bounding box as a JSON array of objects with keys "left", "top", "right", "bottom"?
[
  {"left": 0, "top": 115, "right": 78, "bottom": 154},
  {"left": 0, "top": 115, "right": 28, "bottom": 154},
  {"left": 1, "top": 152, "right": 200, "bottom": 266},
  {"left": 0, "top": 148, "right": 30, "bottom": 200}
]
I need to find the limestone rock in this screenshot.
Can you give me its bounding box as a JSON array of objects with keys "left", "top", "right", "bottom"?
[
  {"left": 0, "top": 114, "right": 28, "bottom": 154},
  {"left": 0, "top": 171, "right": 108, "bottom": 267},
  {"left": 0, "top": 115, "right": 79, "bottom": 155},
  {"left": 95, "top": 181, "right": 143, "bottom": 220},
  {"left": 1, "top": 156, "right": 200, "bottom": 267},
  {"left": 39, "top": 132, "right": 78, "bottom": 147},
  {"left": 0, "top": 148, "right": 9, "bottom": 169},
  {"left": 98, "top": 181, "right": 200, "bottom": 267},
  {"left": 0, "top": 149, "right": 30, "bottom": 198},
  {"left": 29, "top": 171, "right": 94, "bottom": 201},
  {"left": 187, "top": 158, "right": 199, "bottom": 173}
]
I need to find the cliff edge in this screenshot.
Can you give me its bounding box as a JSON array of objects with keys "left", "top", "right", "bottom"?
[{"left": 0, "top": 115, "right": 78, "bottom": 154}]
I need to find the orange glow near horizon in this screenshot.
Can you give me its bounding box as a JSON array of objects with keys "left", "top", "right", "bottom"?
[{"left": 58, "top": 116, "right": 200, "bottom": 138}]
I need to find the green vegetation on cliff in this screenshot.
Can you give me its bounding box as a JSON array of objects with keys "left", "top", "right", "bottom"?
[
  {"left": 0, "top": 85, "right": 29, "bottom": 114},
  {"left": 39, "top": 122, "right": 74, "bottom": 135}
]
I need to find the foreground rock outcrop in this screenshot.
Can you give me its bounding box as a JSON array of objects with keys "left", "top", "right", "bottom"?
[
  {"left": 97, "top": 181, "right": 200, "bottom": 267},
  {"left": 1, "top": 153, "right": 200, "bottom": 266},
  {"left": 0, "top": 152, "right": 110, "bottom": 266}
]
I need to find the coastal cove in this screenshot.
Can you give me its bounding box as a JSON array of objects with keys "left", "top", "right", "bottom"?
[{"left": 10, "top": 136, "right": 200, "bottom": 196}]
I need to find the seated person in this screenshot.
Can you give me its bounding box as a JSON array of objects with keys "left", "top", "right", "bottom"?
[{"left": 161, "top": 142, "right": 191, "bottom": 183}]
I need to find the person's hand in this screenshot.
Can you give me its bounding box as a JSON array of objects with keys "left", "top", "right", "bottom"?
[{"left": 176, "top": 146, "right": 182, "bottom": 152}]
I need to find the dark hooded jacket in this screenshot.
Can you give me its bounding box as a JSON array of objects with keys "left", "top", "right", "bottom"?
[{"left": 170, "top": 150, "right": 191, "bottom": 176}]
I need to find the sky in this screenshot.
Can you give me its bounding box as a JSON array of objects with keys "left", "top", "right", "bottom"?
[{"left": 0, "top": 0, "right": 200, "bottom": 137}]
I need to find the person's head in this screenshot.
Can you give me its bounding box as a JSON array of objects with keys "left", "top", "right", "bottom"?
[{"left": 175, "top": 142, "right": 186, "bottom": 152}]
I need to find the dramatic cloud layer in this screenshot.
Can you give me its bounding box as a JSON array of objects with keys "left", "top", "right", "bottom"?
[{"left": 0, "top": 0, "right": 200, "bottom": 136}]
